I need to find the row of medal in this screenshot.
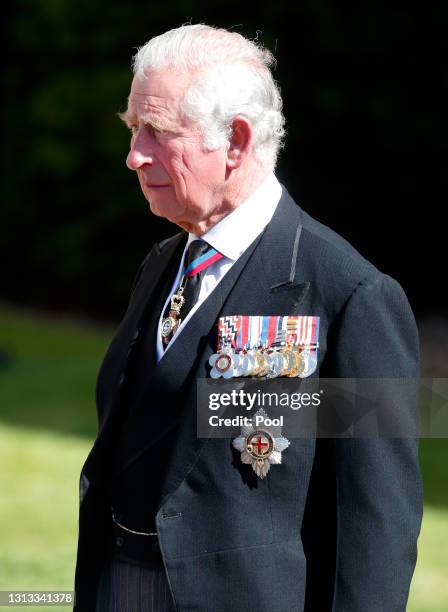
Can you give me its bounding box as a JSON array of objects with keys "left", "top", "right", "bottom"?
[{"left": 209, "top": 315, "right": 319, "bottom": 379}]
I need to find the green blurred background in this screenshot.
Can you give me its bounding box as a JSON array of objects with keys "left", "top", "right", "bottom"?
[{"left": 1, "top": 1, "right": 447, "bottom": 610}]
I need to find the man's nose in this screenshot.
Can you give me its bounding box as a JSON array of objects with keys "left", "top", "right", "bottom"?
[{"left": 126, "top": 131, "right": 154, "bottom": 170}]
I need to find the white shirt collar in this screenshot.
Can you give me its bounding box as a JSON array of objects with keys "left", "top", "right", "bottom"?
[{"left": 187, "top": 173, "right": 282, "bottom": 260}]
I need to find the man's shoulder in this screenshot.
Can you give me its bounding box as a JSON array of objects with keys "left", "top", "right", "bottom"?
[
  {"left": 277, "top": 187, "right": 389, "bottom": 315},
  {"left": 282, "top": 188, "right": 380, "bottom": 284},
  {"left": 301, "top": 208, "right": 378, "bottom": 277}
]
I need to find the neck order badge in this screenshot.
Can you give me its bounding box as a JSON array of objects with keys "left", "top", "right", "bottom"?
[{"left": 161, "top": 240, "right": 224, "bottom": 347}]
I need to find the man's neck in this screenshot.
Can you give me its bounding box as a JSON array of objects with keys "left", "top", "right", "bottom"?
[{"left": 178, "top": 166, "right": 270, "bottom": 236}]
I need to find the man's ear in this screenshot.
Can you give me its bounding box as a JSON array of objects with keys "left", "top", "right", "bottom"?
[{"left": 226, "top": 116, "right": 253, "bottom": 170}]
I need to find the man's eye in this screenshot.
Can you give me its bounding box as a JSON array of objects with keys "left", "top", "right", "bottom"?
[
  {"left": 128, "top": 123, "right": 165, "bottom": 137},
  {"left": 150, "top": 125, "right": 164, "bottom": 136}
]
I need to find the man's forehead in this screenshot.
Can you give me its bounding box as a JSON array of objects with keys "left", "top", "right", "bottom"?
[
  {"left": 126, "top": 74, "right": 179, "bottom": 118},
  {"left": 127, "top": 93, "right": 168, "bottom": 116},
  {"left": 129, "top": 71, "right": 188, "bottom": 103}
]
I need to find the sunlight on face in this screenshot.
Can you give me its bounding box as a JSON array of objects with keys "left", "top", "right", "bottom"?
[{"left": 122, "top": 71, "right": 228, "bottom": 228}]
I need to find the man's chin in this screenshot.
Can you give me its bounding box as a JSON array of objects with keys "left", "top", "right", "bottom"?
[{"left": 147, "top": 200, "right": 185, "bottom": 226}]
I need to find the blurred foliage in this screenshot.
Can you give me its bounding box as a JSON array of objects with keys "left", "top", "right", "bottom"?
[{"left": 1, "top": 1, "right": 446, "bottom": 319}]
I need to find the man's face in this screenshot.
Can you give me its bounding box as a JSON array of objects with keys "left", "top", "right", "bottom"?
[{"left": 123, "top": 70, "right": 228, "bottom": 228}]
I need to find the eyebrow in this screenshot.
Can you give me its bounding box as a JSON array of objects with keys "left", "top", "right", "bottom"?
[{"left": 117, "top": 108, "right": 170, "bottom": 132}]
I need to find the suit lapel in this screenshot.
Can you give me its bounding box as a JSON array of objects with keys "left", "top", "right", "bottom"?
[
  {"left": 110, "top": 185, "right": 305, "bottom": 415},
  {"left": 84, "top": 233, "right": 186, "bottom": 480},
  {"left": 112, "top": 230, "right": 265, "bottom": 476},
  {"left": 149, "top": 233, "right": 264, "bottom": 393},
  {"left": 213, "top": 185, "right": 310, "bottom": 318},
  {"left": 100, "top": 232, "right": 186, "bottom": 415},
  {"left": 133, "top": 184, "right": 307, "bottom": 398},
  {"left": 108, "top": 187, "right": 310, "bottom": 490},
  {"left": 123, "top": 234, "right": 186, "bottom": 341},
  {"left": 157, "top": 188, "right": 311, "bottom": 503}
]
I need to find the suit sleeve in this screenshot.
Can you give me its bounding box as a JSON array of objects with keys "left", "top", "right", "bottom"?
[{"left": 327, "top": 273, "right": 423, "bottom": 611}]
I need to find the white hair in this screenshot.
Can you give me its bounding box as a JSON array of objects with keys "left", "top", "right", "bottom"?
[{"left": 131, "top": 24, "right": 286, "bottom": 169}]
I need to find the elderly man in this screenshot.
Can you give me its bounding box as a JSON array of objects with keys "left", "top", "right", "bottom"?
[{"left": 74, "top": 24, "right": 422, "bottom": 612}]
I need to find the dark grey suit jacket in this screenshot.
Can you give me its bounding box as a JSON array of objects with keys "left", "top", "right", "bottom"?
[{"left": 74, "top": 186, "right": 422, "bottom": 611}]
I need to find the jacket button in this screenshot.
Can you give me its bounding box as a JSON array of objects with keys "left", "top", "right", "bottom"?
[{"left": 116, "top": 536, "right": 124, "bottom": 547}]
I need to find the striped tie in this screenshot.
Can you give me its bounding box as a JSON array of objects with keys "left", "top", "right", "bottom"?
[{"left": 161, "top": 240, "right": 223, "bottom": 348}]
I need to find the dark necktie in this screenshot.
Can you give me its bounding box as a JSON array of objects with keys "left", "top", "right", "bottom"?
[{"left": 161, "top": 239, "right": 223, "bottom": 348}]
